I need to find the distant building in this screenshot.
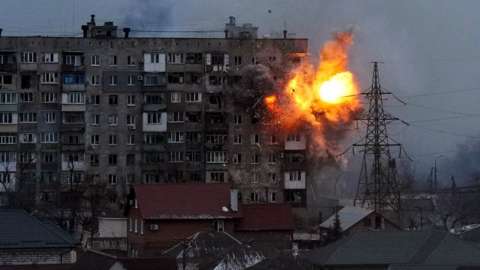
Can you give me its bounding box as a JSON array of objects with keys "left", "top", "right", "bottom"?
[
  {"left": 318, "top": 206, "right": 400, "bottom": 235},
  {"left": 0, "top": 209, "right": 77, "bottom": 266},
  {"left": 127, "top": 183, "right": 241, "bottom": 255},
  {"left": 235, "top": 203, "right": 294, "bottom": 250},
  {"left": 306, "top": 230, "right": 480, "bottom": 270}
]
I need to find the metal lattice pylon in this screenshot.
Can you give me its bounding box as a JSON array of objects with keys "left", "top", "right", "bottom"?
[{"left": 353, "top": 62, "right": 402, "bottom": 212}]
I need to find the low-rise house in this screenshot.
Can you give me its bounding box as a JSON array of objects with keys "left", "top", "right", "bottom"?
[
  {"left": 306, "top": 230, "right": 480, "bottom": 270},
  {"left": 318, "top": 206, "right": 400, "bottom": 236},
  {"left": 127, "top": 183, "right": 241, "bottom": 255},
  {"left": 235, "top": 203, "right": 294, "bottom": 251},
  {"left": 0, "top": 209, "right": 77, "bottom": 266},
  {"left": 89, "top": 214, "right": 128, "bottom": 252}
]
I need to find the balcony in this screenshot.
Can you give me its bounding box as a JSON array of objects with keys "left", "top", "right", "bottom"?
[
  {"left": 0, "top": 63, "right": 16, "bottom": 73},
  {"left": 284, "top": 171, "right": 306, "bottom": 190}
]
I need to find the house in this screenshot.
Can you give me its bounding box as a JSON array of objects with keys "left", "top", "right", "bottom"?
[
  {"left": 162, "top": 231, "right": 264, "bottom": 270},
  {"left": 306, "top": 230, "right": 480, "bottom": 270},
  {"left": 235, "top": 203, "right": 294, "bottom": 250},
  {"left": 245, "top": 252, "right": 315, "bottom": 270},
  {"left": 0, "top": 209, "right": 77, "bottom": 266},
  {"left": 89, "top": 214, "right": 128, "bottom": 252},
  {"left": 318, "top": 206, "right": 400, "bottom": 235},
  {"left": 127, "top": 183, "right": 241, "bottom": 255}
]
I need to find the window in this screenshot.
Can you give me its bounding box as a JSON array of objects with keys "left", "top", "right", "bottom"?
[
  {"left": 168, "top": 152, "right": 183, "bottom": 163},
  {"left": 167, "top": 53, "right": 184, "bottom": 64},
  {"left": 42, "top": 152, "right": 56, "bottom": 163},
  {"left": 66, "top": 135, "right": 80, "bottom": 145},
  {"left": 270, "top": 135, "right": 277, "bottom": 144},
  {"left": 251, "top": 134, "right": 260, "bottom": 145},
  {"left": 108, "top": 154, "right": 118, "bottom": 165},
  {"left": 232, "top": 153, "right": 242, "bottom": 164},
  {"left": 234, "top": 56, "right": 242, "bottom": 65},
  {"left": 128, "top": 134, "right": 135, "bottom": 145},
  {"left": 144, "top": 134, "right": 163, "bottom": 145},
  {"left": 19, "top": 92, "right": 33, "bottom": 103},
  {"left": 91, "top": 114, "right": 100, "bottom": 126},
  {"left": 90, "top": 135, "right": 99, "bottom": 145},
  {"left": 127, "top": 75, "right": 135, "bottom": 86},
  {"left": 185, "top": 53, "right": 202, "bottom": 64},
  {"left": 167, "top": 112, "right": 184, "bottom": 123},
  {"left": 41, "top": 92, "right": 57, "bottom": 103},
  {"left": 170, "top": 92, "right": 181, "bottom": 103},
  {"left": 90, "top": 95, "right": 100, "bottom": 105},
  {"left": 289, "top": 171, "right": 302, "bottom": 181},
  {"left": 21, "top": 52, "right": 37, "bottom": 63},
  {"left": 144, "top": 152, "right": 163, "bottom": 164},
  {"left": 0, "top": 152, "right": 16, "bottom": 162},
  {"left": 150, "top": 53, "right": 162, "bottom": 63},
  {"left": 185, "top": 151, "right": 201, "bottom": 162},
  {"left": 64, "top": 55, "right": 82, "bottom": 66},
  {"left": 250, "top": 192, "right": 260, "bottom": 202},
  {"left": 20, "top": 133, "right": 35, "bottom": 143},
  {"left": 41, "top": 132, "right": 58, "bottom": 143},
  {"left": 0, "top": 93, "right": 16, "bottom": 104},
  {"left": 19, "top": 152, "right": 36, "bottom": 164},
  {"left": 40, "top": 72, "right": 58, "bottom": 84},
  {"left": 215, "top": 220, "right": 225, "bottom": 232},
  {"left": 64, "top": 92, "right": 85, "bottom": 104},
  {"left": 43, "top": 53, "right": 59, "bottom": 63},
  {"left": 0, "top": 112, "right": 14, "bottom": 124},
  {"left": 233, "top": 114, "right": 242, "bottom": 125},
  {"left": 127, "top": 95, "right": 135, "bottom": 106},
  {"left": 210, "top": 172, "right": 225, "bottom": 183},
  {"left": 185, "top": 92, "right": 202, "bottom": 103},
  {"left": 287, "top": 134, "right": 302, "bottom": 142},
  {"left": 251, "top": 153, "right": 260, "bottom": 164},
  {"left": 146, "top": 112, "right": 163, "bottom": 125},
  {"left": 124, "top": 115, "right": 135, "bottom": 126},
  {"left": 63, "top": 74, "right": 84, "bottom": 84},
  {"left": 206, "top": 134, "right": 227, "bottom": 144},
  {"left": 108, "top": 114, "right": 118, "bottom": 126},
  {"left": 109, "top": 75, "right": 118, "bottom": 86},
  {"left": 144, "top": 75, "right": 162, "bottom": 86},
  {"left": 270, "top": 192, "right": 277, "bottom": 202},
  {"left": 44, "top": 112, "right": 56, "bottom": 123},
  {"left": 108, "top": 95, "right": 118, "bottom": 105},
  {"left": 90, "top": 154, "right": 99, "bottom": 166},
  {"left": 111, "top": 55, "right": 117, "bottom": 65},
  {"left": 268, "top": 153, "right": 277, "bottom": 163},
  {"left": 109, "top": 135, "right": 117, "bottom": 145},
  {"left": 90, "top": 74, "right": 100, "bottom": 86},
  {"left": 21, "top": 75, "right": 31, "bottom": 89},
  {"left": 168, "top": 72, "right": 184, "bottom": 84},
  {"left": 127, "top": 55, "right": 133, "bottom": 65},
  {"left": 206, "top": 151, "right": 227, "bottom": 163},
  {"left": 168, "top": 132, "right": 184, "bottom": 143},
  {"left": 233, "top": 134, "right": 242, "bottom": 144},
  {"left": 145, "top": 95, "right": 164, "bottom": 105},
  {"left": 108, "top": 174, "right": 117, "bottom": 185},
  {"left": 91, "top": 55, "right": 100, "bottom": 66},
  {"left": 18, "top": 112, "right": 37, "bottom": 123},
  {"left": 0, "top": 134, "right": 16, "bottom": 144},
  {"left": 0, "top": 75, "right": 12, "bottom": 85}
]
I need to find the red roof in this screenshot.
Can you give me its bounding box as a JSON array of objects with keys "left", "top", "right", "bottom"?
[
  {"left": 134, "top": 183, "right": 240, "bottom": 220},
  {"left": 236, "top": 204, "right": 294, "bottom": 231}
]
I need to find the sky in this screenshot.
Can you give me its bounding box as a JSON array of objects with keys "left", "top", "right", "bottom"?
[{"left": 2, "top": 0, "right": 480, "bottom": 186}]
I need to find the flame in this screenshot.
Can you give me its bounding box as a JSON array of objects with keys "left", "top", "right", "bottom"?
[{"left": 265, "top": 31, "right": 361, "bottom": 152}]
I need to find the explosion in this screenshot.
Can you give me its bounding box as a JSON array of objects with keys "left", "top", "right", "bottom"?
[{"left": 265, "top": 31, "right": 361, "bottom": 152}]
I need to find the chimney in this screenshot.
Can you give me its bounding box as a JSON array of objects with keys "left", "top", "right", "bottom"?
[
  {"left": 230, "top": 189, "right": 239, "bottom": 212},
  {"left": 283, "top": 29, "right": 288, "bottom": 39},
  {"left": 90, "top": 14, "right": 96, "bottom": 25},
  {"left": 81, "top": 25, "right": 88, "bottom": 38},
  {"left": 228, "top": 16, "right": 236, "bottom": 25},
  {"left": 123, "top": 27, "right": 131, "bottom": 38}
]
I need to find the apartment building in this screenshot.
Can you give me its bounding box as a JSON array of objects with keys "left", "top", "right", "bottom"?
[{"left": 0, "top": 15, "right": 309, "bottom": 209}]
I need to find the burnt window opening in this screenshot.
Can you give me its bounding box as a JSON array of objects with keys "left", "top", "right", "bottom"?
[
  {"left": 167, "top": 73, "right": 184, "bottom": 84},
  {"left": 185, "top": 112, "right": 201, "bottom": 123},
  {"left": 21, "top": 75, "right": 31, "bottom": 89}
]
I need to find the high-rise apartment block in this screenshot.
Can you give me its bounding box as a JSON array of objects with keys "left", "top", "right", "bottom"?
[{"left": 0, "top": 16, "right": 309, "bottom": 209}]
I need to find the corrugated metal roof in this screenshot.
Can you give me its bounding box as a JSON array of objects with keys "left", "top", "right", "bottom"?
[
  {"left": 0, "top": 209, "right": 75, "bottom": 249},
  {"left": 319, "top": 206, "right": 373, "bottom": 232},
  {"left": 236, "top": 204, "right": 294, "bottom": 231}
]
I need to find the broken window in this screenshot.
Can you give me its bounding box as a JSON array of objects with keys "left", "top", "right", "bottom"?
[
  {"left": 21, "top": 75, "right": 31, "bottom": 89},
  {"left": 167, "top": 72, "right": 184, "bottom": 84},
  {"left": 185, "top": 53, "right": 202, "bottom": 64}
]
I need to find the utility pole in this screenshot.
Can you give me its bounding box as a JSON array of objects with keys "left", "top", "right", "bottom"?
[{"left": 353, "top": 62, "right": 403, "bottom": 213}]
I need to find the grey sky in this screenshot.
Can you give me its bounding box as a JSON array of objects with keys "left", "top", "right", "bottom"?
[{"left": 1, "top": 0, "right": 479, "bottom": 184}]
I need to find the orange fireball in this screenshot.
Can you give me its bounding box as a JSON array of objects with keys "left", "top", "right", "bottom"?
[{"left": 265, "top": 31, "right": 361, "bottom": 151}]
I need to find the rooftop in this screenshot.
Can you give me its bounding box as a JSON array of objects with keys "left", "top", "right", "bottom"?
[
  {"left": 0, "top": 209, "right": 76, "bottom": 249},
  {"left": 236, "top": 203, "right": 294, "bottom": 231},
  {"left": 319, "top": 206, "right": 373, "bottom": 232},
  {"left": 133, "top": 183, "right": 240, "bottom": 220}
]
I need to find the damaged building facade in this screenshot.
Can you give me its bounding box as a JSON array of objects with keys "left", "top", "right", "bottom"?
[{"left": 0, "top": 16, "right": 309, "bottom": 209}]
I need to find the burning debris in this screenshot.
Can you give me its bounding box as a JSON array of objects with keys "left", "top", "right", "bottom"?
[{"left": 264, "top": 31, "right": 362, "bottom": 153}]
